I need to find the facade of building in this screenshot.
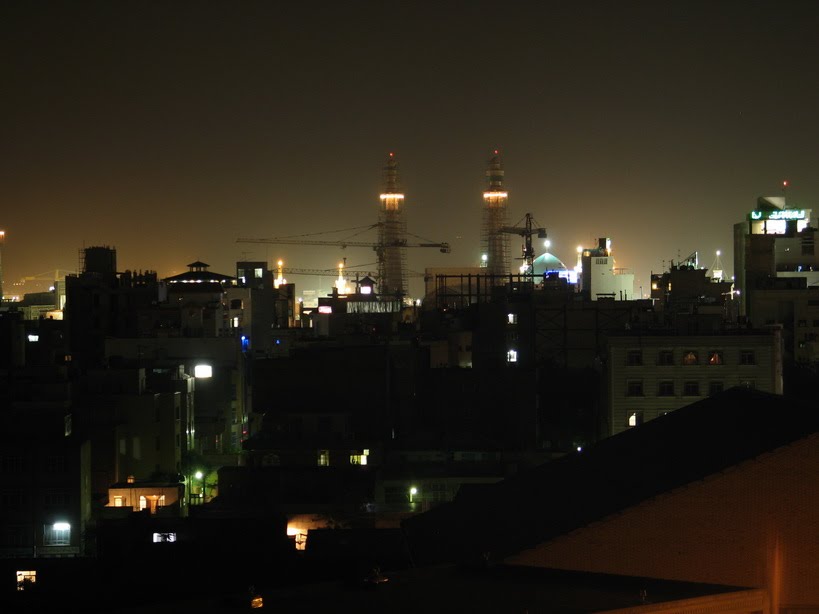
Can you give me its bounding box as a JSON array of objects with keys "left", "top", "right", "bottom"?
[{"left": 607, "top": 329, "right": 783, "bottom": 435}]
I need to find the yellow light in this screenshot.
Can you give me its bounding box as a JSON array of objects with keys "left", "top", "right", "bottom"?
[
  {"left": 379, "top": 193, "right": 405, "bottom": 200},
  {"left": 277, "top": 260, "right": 283, "bottom": 266},
  {"left": 576, "top": 246, "right": 583, "bottom": 254},
  {"left": 483, "top": 191, "right": 508, "bottom": 199}
]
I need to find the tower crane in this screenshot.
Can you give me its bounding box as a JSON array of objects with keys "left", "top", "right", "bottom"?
[
  {"left": 500, "top": 213, "right": 547, "bottom": 275},
  {"left": 237, "top": 223, "right": 449, "bottom": 295}
]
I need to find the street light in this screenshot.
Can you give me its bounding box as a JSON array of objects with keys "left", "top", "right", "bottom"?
[
  {"left": 409, "top": 486, "right": 418, "bottom": 504},
  {"left": 195, "top": 471, "right": 205, "bottom": 503}
]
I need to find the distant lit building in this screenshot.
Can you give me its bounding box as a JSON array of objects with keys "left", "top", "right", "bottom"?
[{"left": 579, "top": 238, "right": 634, "bottom": 301}]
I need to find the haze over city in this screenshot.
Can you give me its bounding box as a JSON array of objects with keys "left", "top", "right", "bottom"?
[{"left": 4, "top": 0, "right": 819, "bottom": 296}]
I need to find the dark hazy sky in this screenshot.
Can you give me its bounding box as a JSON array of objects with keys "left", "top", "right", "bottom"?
[{"left": 4, "top": 1, "right": 819, "bottom": 297}]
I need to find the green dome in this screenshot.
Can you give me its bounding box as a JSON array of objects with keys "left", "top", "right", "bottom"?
[{"left": 532, "top": 253, "right": 568, "bottom": 276}]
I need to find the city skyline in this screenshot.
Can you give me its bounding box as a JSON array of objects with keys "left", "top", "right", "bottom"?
[{"left": 4, "top": 1, "right": 819, "bottom": 297}]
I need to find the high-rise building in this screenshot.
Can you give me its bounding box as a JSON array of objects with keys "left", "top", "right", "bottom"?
[{"left": 482, "top": 151, "right": 510, "bottom": 279}]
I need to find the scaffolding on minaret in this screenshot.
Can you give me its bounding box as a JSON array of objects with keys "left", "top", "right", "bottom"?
[
  {"left": 482, "top": 150, "right": 510, "bottom": 281},
  {"left": 377, "top": 152, "right": 407, "bottom": 298}
]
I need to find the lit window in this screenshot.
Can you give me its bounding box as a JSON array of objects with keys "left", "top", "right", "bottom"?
[
  {"left": 139, "top": 496, "right": 147, "bottom": 511},
  {"left": 318, "top": 306, "right": 332, "bottom": 314},
  {"left": 506, "top": 349, "right": 518, "bottom": 363},
  {"left": 232, "top": 316, "right": 240, "bottom": 328},
  {"left": 152, "top": 532, "right": 177, "bottom": 543},
  {"left": 628, "top": 412, "right": 643, "bottom": 427},
  {"left": 360, "top": 286, "right": 372, "bottom": 295},
  {"left": 350, "top": 454, "right": 368, "bottom": 465},
  {"left": 44, "top": 523, "right": 71, "bottom": 546},
  {"left": 16, "top": 571, "right": 36, "bottom": 591},
  {"left": 507, "top": 313, "right": 518, "bottom": 325},
  {"left": 708, "top": 351, "right": 723, "bottom": 365},
  {"left": 254, "top": 268, "right": 263, "bottom": 278},
  {"left": 27, "top": 334, "right": 39, "bottom": 342},
  {"left": 194, "top": 364, "right": 212, "bottom": 378},
  {"left": 113, "top": 496, "right": 124, "bottom": 507},
  {"left": 317, "top": 450, "right": 330, "bottom": 467},
  {"left": 682, "top": 351, "right": 699, "bottom": 365}
]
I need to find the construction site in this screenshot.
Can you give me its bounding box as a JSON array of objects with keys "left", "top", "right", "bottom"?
[{"left": 237, "top": 151, "right": 549, "bottom": 308}]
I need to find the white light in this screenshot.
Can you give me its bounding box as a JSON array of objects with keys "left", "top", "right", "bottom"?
[
  {"left": 379, "top": 193, "right": 405, "bottom": 200},
  {"left": 53, "top": 522, "right": 70, "bottom": 531},
  {"left": 318, "top": 305, "right": 332, "bottom": 314},
  {"left": 544, "top": 239, "right": 551, "bottom": 249},
  {"left": 409, "top": 487, "right": 418, "bottom": 495},
  {"left": 577, "top": 246, "right": 583, "bottom": 254},
  {"left": 576, "top": 446, "right": 582, "bottom": 452},
  {"left": 194, "top": 364, "right": 212, "bottom": 378},
  {"left": 360, "top": 286, "right": 372, "bottom": 295},
  {"left": 27, "top": 334, "right": 39, "bottom": 342},
  {"left": 481, "top": 254, "right": 488, "bottom": 262},
  {"left": 194, "top": 471, "right": 204, "bottom": 480},
  {"left": 483, "top": 191, "right": 508, "bottom": 199},
  {"left": 716, "top": 250, "right": 721, "bottom": 256}
]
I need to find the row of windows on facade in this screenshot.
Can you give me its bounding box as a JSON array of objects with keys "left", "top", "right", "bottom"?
[
  {"left": 0, "top": 490, "right": 71, "bottom": 510},
  {"left": 317, "top": 450, "right": 370, "bottom": 466},
  {"left": 625, "top": 380, "right": 755, "bottom": 397},
  {"left": 0, "top": 456, "right": 67, "bottom": 474},
  {"left": 1, "top": 524, "right": 71, "bottom": 547},
  {"left": 626, "top": 349, "right": 756, "bottom": 366}
]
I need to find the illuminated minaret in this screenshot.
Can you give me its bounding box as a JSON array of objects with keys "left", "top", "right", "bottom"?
[
  {"left": 482, "top": 150, "right": 510, "bottom": 279},
  {"left": 0, "top": 230, "right": 5, "bottom": 301},
  {"left": 378, "top": 152, "right": 407, "bottom": 298}
]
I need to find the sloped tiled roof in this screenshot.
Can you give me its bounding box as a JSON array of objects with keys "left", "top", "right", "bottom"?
[{"left": 403, "top": 388, "right": 819, "bottom": 565}]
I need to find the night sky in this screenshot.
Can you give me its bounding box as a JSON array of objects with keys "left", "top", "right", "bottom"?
[{"left": 4, "top": 1, "right": 819, "bottom": 297}]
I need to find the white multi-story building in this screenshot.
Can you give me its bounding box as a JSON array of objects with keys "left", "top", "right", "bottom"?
[{"left": 607, "top": 328, "right": 783, "bottom": 436}]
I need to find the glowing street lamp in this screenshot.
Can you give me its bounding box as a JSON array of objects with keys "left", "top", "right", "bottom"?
[{"left": 409, "top": 486, "right": 418, "bottom": 504}]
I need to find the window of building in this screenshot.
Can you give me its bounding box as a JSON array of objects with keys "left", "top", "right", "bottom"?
[
  {"left": 740, "top": 350, "right": 756, "bottom": 365},
  {"left": 64, "top": 414, "right": 72, "bottom": 437},
  {"left": 43, "top": 523, "right": 71, "bottom": 546},
  {"left": 1, "top": 456, "right": 26, "bottom": 473},
  {"left": 682, "top": 351, "right": 699, "bottom": 365},
  {"left": 708, "top": 351, "right": 723, "bottom": 365},
  {"left": 658, "top": 350, "right": 674, "bottom": 366},
  {"left": 709, "top": 381, "right": 724, "bottom": 396},
  {"left": 16, "top": 571, "right": 36, "bottom": 591},
  {"left": 626, "top": 381, "right": 644, "bottom": 396},
  {"left": 683, "top": 381, "right": 700, "bottom": 396},
  {"left": 230, "top": 299, "right": 243, "bottom": 310},
  {"left": 152, "top": 532, "right": 177, "bottom": 543},
  {"left": 507, "top": 349, "right": 518, "bottom": 363},
  {"left": 317, "top": 450, "right": 330, "bottom": 467},
  {"left": 627, "top": 412, "right": 643, "bottom": 427},
  {"left": 113, "top": 496, "right": 124, "bottom": 507},
  {"left": 507, "top": 313, "right": 518, "bottom": 325},
  {"left": 349, "top": 452, "right": 369, "bottom": 465},
  {"left": 254, "top": 268, "right": 263, "bottom": 278},
  {"left": 658, "top": 381, "right": 674, "bottom": 397},
  {"left": 44, "top": 456, "right": 66, "bottom": 473},
  {"left": 626, "top": 350, "right": 643, "bottom": 366},
  {"left": 194, "top": 364, "right": 213, "bottom": 378}
]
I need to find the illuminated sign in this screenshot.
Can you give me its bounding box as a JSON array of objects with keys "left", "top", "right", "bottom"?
[{"left": 750, "top": 209, "right": 806, "bottom": 221}]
